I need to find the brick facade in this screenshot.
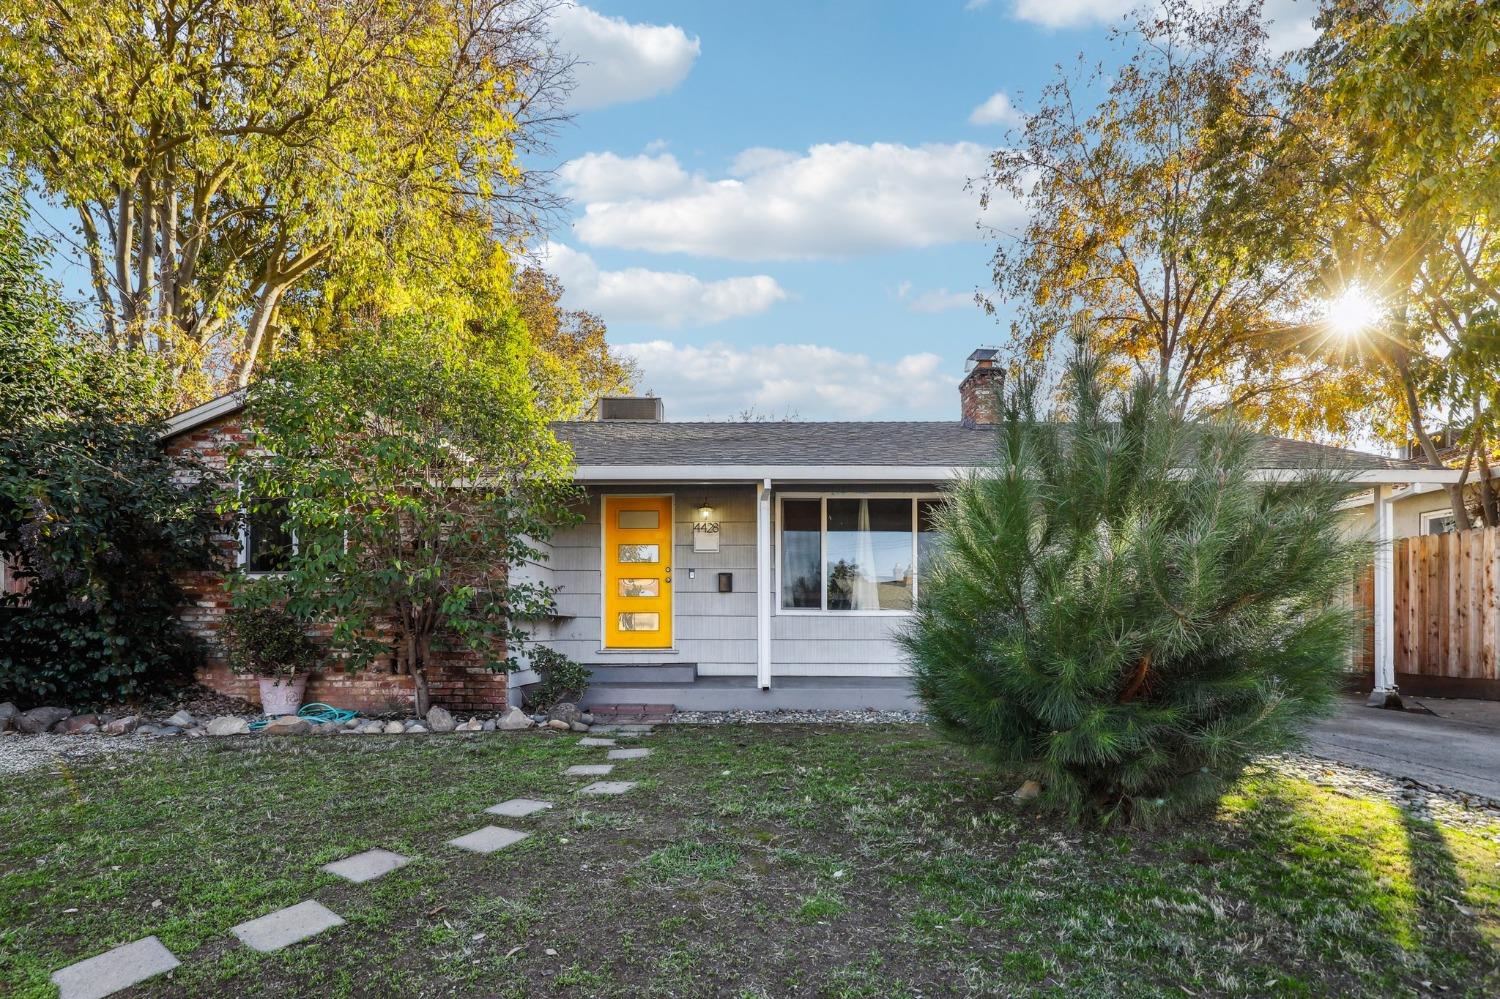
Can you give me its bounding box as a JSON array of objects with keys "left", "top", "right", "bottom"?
[{"left": 163, "top": 410, "right": 509, "bottom": 715}]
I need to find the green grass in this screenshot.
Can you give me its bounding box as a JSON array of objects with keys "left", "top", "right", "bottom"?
[{"left": 1, "top": 725, "right": 1497, "bottom": 997}]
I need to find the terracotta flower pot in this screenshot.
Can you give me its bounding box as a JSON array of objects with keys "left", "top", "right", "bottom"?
[{"left": 258, "top": 675, "right": 307, "bottom": 717}]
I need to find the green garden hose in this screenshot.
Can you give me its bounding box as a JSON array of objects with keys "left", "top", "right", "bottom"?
[{"left": 247, "top": 702, "right": 360, "bottom": 732}]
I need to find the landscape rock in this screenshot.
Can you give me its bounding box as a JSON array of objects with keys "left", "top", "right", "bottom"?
[
  {"left": 102, "top": 715, "right": 140, "bottom": 736},
  {"left": 206, "top": 716, "right": 251, "bottom": 737},
  {"left": 546, "top": 719, "right": 571, "bottom": 731},
  {"left": 579, "top": 712, "right": 595, "bottom": 725},
  {"left": 383, "top": 720, "right": 405, "bottom": 735},
  {"left": 425, "top": 706, "right": 457, "bottom": 733},
  {"left": 56, "top": 714, "right": 101, "bottom": 734},
  {"left": 407, "top": 723, "right": 428, "bottom": 733},
  {"left": 164, "top": 710, "right": 196, "bottom": 729},
  {"left": 185, "top": 726, "right": 207, "bottom": 739},
  {"left": 482, "top": 719, "right": 496, "bottom": 732},
  {"left": 496, "top": 706, "right": 533, "bottom": 731},
  {"left": 570, "top": 721, "right": 589, "bottom": 732},
  {"left": 0, "top": 702, "right": 17, "bottom": 731},
  {"left": 1014, "top": 780, "right": 1043, "bottom": 801},
  {"left": 18, "top": 707, "right": 71, "bottom": 734},
  {"left": 358, "top": 720, "right": 385, "bottom": 734},
  {"left": 136, "top": 725, "right": 180, "bottom": 737},
  {"left": 546, "top": 702, "right": 582, "bottom": 726},
  {"left": 310, "top": 722, "right": 338, "bottom": 736},
  {"left": 263, "top": 716, "right": 312, "bottom": 736}
]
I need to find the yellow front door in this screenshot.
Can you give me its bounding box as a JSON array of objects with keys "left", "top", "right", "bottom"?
[{"left": 603, "top": 495, "right": 673, "bottom": 649}]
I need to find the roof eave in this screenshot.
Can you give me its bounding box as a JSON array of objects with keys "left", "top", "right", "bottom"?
[
  {"left": 160, "top": 389, "right": 247, "bottom": 439},
  {"left": 573, "top": 464, "right": 1449, "bottom": 484}
]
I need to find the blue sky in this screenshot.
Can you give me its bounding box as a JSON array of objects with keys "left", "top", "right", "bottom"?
[{"left": 540, "top": 0, "right": 1316, "bottom": 420}]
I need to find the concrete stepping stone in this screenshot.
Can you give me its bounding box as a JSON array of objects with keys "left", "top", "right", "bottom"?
[
  {"left": 51, "top": 935, "right": 179, "bottom": 999},
  {"left": 486, "top": 798, "right": 553, "bottom": 818},
  {"left": 578, "top": 780, "right": 637, "bottom": 796},
  {"left": 566, "top": 763, "right": 614, "bottom": 777},
  {"left": 607, "top": 747, "right": 652, "bottom": 761},
  {"left": 231, "top": 900, "right": 345, "bottom": 953},
  {"left": 578, "top": 737, "right": 616, "bottom": 747},
  {"left": 321, "top": 848, "right": 410, "bottom": 883},
  {"left": 446, "top": 825, "right": 530, "bottom": 854}
]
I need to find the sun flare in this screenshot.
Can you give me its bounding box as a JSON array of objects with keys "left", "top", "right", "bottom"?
[{"left": 1324, "top": 284, "right": 1383, "bottom": 337}]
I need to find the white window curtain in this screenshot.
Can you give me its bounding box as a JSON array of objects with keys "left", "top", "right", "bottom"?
[{"left": 850, "top": 499, "right": 880, "bottom": 610}]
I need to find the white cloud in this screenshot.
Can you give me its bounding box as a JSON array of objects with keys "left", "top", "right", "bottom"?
[
  {"left": 552, "top": 5, "right": 700, "bottom": 110},
  {"left": 566, "top": 141, "right": 1006, "bottom": 261},
  {"left": 620, "top": 341, "right": 960, "bottom": 420},
  {"left": 557, "top": 151, "right": 690, "bottom": 202},
  {"left": 969, "top": 91, "right": 1022, "bottom": 127},
  {"left": 1002, "top": 0, "right": 1315, "bottom": 52},
  {"left": 907, "top": 288, "right": 977, "bottom": 313},
  {"left": 1261, "top": 0, "right": 1317, "bottom": 53},
  {"left": 540, "top": 243, "right": 786, "bottom": 328},
  {"left": 1007, "top": 0, "right": 1131, "bottom": 28}
]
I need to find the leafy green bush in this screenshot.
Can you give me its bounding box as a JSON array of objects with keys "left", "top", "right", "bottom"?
[
  {"left": 228, "top": 314, "right": 578, "bottom": 715},
  {"left": 901, "top": 353, "right": 1364, "bottom": 826},
  {"left": 528, "top": 646, "right": 589, "bottom": 711},
  {"left": 220, "top": 604, "right": 322, "bottom": 678},
  {"left": 0, "top": 189, "right": 220, "bottom": 708}
]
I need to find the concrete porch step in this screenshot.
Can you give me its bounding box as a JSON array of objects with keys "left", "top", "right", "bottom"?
[
  {"left": 583, "top": 663, "right": 697, "bottom": 685},
  {"left": 582, "top": 675, "right": 921, "bottom": 712}
]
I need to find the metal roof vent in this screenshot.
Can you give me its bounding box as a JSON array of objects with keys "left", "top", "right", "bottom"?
[{"left": 594, "top": 396, "right": 664, "bottom": 422}]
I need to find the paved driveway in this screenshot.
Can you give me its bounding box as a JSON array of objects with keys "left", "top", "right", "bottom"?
[{"left": 1305, "top": 696, "right": 1500, "bottom": 800}]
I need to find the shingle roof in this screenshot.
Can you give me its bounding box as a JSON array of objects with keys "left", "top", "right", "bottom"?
[{"left": 552, "top": 420, "right": 1417, "bottom": 471}]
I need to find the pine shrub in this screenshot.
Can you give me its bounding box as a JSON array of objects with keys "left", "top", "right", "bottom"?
[{"left": 901, "top": 355, "right": 1365, "bottom": 825}]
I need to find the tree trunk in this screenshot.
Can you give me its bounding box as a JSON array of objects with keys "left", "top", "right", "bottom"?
[
  {"left": 1394, "top": 348, "right": 1472, "bottom": 529},
  {"left": 413, "top": 668, "right": 431, "bottom": 719},
  {"left": 1479, "top": 451, "right": 1499, "bottom": 527},
  {"left": 237, "top": 284, "right": 285, "bottom": 387}
]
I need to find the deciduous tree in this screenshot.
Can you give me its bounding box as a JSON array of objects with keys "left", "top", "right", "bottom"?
[
  {"left": 0, "top": 0, "right": 568, "bottom": 397},
  {"left": 228, "top": 311, "right": 577, "bottom": 716},
  {"left": 1283, "top": 0, "right": 1500, "bottom": 526},
  {"left": 981, "top": 0, "right": 1365, "bottom": 439}
]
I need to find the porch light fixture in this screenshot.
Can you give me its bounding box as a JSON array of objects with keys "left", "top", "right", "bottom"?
[{"left": 696, "top": 497, "right": 714, "bottom": 520}]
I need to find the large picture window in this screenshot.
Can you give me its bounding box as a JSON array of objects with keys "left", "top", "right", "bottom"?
[{"left": 779, "top": 495, "right": 942, "bottom": 613}]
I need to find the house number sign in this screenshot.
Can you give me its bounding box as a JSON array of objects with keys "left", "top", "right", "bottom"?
[{"left": 691, "top": 522, "right": 721, "bottom": 553}]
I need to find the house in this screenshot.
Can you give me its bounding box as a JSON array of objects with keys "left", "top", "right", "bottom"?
[{"left": 160, "top": 348, "right": 1457, "bottom": 714}]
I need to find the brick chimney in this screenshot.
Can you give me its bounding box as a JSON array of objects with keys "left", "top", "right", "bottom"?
[{"left": 959, "top": 348, "right": 1003, "bottom": 426}]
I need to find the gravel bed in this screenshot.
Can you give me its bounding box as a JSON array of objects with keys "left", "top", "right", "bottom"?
[
  {"left": 1263, "top": 752, "right": 1500, "bottom": 837},
  {"left": 0, "top": 732, "right": 147, "bottom": 777},
  {"left": 671, "top": 708, "right": 929, "bottom": 725}
]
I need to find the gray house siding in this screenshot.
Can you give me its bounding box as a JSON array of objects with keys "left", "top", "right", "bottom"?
[
  {"left": 538, "top": 485, "right": 761, "bottom": 676},
  {"left": 530, "top": 483, "right": 930, "bottom": 684}
]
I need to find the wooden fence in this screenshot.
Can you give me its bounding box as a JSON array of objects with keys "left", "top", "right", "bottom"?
[{"left": 1356, "top": 525, "right": 1500, "bottom": 698}]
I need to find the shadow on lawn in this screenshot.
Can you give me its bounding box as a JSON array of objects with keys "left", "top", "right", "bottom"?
[{"left": 1397, "top": 794, "right": 1498, "bottom": 964}]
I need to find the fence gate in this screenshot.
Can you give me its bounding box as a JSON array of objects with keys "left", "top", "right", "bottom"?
[{"left": 1357, "top": 526, "right": 1500, "bottom": 698}]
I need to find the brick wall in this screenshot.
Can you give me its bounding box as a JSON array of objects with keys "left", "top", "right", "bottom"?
[
  {"left": 196, "top": 663, "right": 510, "bottom": 715},
  {"left": 164, "top": 409, "right": 509, "bottom": 715}
]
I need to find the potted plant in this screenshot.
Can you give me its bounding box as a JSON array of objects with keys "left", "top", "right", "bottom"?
[{"left": 221, "top": 604, "right": 321, "bottom": 715}]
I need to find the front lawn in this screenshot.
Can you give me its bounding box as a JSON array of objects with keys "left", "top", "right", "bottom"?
[{"left": 2, "top": 725, "right": 1497, "bottom": 997}]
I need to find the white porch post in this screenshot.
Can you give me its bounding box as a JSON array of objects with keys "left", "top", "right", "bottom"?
[
  {"left": 1369, "top": 484, "right": 1402, "bottom": 708},
  {"left": 756, "top": 477, "right": 772, "bottom": 690}
]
